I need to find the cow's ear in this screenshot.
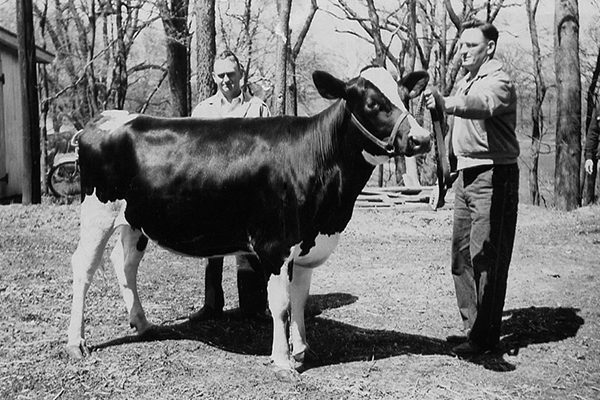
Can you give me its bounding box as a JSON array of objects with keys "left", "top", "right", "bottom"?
[
  {"left": 399, "top": 70, "right": 429, "bottom": 100},
  {"left": 313, "top": 71, "right": 346, "bottom": 100}
]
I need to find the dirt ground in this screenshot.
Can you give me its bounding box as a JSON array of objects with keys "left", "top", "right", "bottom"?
[{"left": 1, "top": 197, "right": 599, "bottom": 399}]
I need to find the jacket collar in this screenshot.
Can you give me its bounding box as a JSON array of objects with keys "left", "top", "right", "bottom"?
[{"left": 470, "top": 59, "right": 503, "bottom": 80}]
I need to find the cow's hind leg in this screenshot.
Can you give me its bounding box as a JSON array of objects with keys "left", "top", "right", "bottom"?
[
  {"left": 67, "top": 195, "right": 116, "bottom": 359},
  {"left": 110, "top": 226, "right": 151, "bottom": 335}
]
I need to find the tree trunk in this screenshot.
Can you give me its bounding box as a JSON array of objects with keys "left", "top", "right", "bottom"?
[
  {"left": 109, "top": 0, "right": 128, "bottom": 110},
  {"left": 554, "top": 0, "right": 581, "bottom": 210},
  {"left": 286, "top": 0, "right": 318, "bottom": 116},
  {"left": 273, "top": 0, "right": 291, "bottom": 116},
  {"left": 527, "top": 0, "right": 547, "bottom": 206},
  {"left": 161, "top": 0, "right": 190, "bottom": 117},
  {"left": 195, "top": 0, "right": 216, "bottom": 103},
  {"left": 241, "top": 0, "right": 252, "bottom": 90},
  {"left": 286, "top": 52, "right": 298, "bottom": 116}
]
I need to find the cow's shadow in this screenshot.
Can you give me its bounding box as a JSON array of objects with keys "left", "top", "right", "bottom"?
[{"left": 92, "top": 294, "right": 584, "bottom": 373}]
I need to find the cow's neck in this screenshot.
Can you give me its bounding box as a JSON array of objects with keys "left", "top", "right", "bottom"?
[{"left": 301, "top": 100, "right": 378, "bottom": 232}]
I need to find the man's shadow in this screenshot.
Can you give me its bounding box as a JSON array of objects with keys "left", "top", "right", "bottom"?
[
  {"left": 464, "top": 306, "right": 585, "bottom": 371},
  {"left": 92, "top": 295, "right": 584, "bottom": 373}
]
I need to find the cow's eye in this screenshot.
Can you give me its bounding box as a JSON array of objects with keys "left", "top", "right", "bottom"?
[{"left": 365, "top": 98, "right": 379, "bottom": 113}]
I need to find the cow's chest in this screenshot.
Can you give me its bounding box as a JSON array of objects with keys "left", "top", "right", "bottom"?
[{"left": 292, "top": 233, "right": 341, "bottom": 269}]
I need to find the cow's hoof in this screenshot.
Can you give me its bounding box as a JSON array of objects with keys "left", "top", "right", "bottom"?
[
  {"left": 271, "top": 364, "right": 300, "bottom": 382},
  {"left": 293, "top": 347, "right": 319, "bottom": 372},
  {"left": 65, "top": 340, "right": 91, "bottom": 359}
]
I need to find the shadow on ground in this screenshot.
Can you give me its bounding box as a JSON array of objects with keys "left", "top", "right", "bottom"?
[
  {"left": 465, "top": 306, "right": 585, "bottom": 371},
  {"left": 91, "top": 296, "right": 584, "bottom": 373}
]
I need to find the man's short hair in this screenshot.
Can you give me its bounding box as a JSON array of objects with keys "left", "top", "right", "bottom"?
[
  {"left": 216, "top": 50, "right": 243, "bottom": 73},
  {"left": 461, "top": 19, "right": 499, "bottom": 45}
]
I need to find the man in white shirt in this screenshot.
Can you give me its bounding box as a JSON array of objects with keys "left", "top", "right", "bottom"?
[
  {"left": 191, "top": 51, "right": 270, "bottom": 119},
  {"left": 190, "top": 50, "right": 270, "bottom": 321}
]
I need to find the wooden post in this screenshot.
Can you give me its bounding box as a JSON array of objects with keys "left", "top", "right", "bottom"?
[{"left": 17, "top": 0, "right": 41, "bottom": 204}]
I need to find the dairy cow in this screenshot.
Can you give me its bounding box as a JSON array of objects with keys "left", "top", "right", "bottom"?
[{"left": 66, "top": 67, "right": 431, "bottom": 373}]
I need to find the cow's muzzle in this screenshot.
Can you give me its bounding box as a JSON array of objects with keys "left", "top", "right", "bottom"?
[
  {"left": 405, "top": 133, "right": 431, "bottom": 157},
  {"left": 349, "top": 110, "right": 409, "bottom": 157}
]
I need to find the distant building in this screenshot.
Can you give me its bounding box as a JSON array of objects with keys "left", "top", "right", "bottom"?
[{"left": 0, "top": 26, "right": 54, "bottom": 201}]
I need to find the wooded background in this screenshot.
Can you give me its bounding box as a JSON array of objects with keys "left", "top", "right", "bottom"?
[{"left": 3, "top": 0, "right": 599, "bottom": 210}]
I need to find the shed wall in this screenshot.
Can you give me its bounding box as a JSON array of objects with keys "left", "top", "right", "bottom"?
[{"left": 0, "top": 49, "right": 24, "bottom": 198}]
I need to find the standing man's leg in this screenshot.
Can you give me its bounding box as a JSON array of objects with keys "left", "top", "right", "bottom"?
[
  {"left": 468, "top": 164, "right": 519, "bottom": 350},
  {"left": 236, "top": 254, "right": 268, "bottom": 318},
  {"left": 452, "top": 165, "right": 518, "bottom": 355},
  {"left": 190, "top": 257, "right": 225, "bottom": 321},
  {"left": 451, "top": 169, "right": 478, "bottom": 337}
]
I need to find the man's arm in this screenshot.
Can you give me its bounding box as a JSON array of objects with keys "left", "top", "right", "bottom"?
[
  {"left": 585, "top": 106, "right": 600, "bottom": 175},
  {"left": 442, "top": 74, "right": 515, "bottom": 120}
]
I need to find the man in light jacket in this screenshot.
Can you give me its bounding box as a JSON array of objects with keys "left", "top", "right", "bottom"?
[{"left": 426, "top": 19, "right": 520, "bottom": 356}]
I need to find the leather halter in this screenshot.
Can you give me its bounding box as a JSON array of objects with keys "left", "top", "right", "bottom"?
[{"left": 348, "top": 109, "right": 409, "bottom": 156}]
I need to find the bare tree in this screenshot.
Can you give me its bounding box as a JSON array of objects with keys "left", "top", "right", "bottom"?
[
  {"left": 195, "top": 0, "right": 216, "bottom": 102},
  {"left": 554, "top": 0, "right": 581, "bottom": 210},
  {"left": 273, "top": 0, "right": 291, "bottom": 116},
  {"left": 526, "top": 0, "right": 547, "bottom": 206},
  {"left": 108, "top": 0, "right": 127, "bottom": 110},
  {"left": 159, "top": 0, "right": 191, "bottom": 116},
  {"left": 34, "top": 0, "right": 157, "bottom": 128},
  {"left": 286, "top": 0, "right": 318, "bottom": 116}
]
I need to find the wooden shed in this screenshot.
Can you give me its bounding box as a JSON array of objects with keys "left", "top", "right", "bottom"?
[{"left": 0, "top": 26, "right": 53, "bottom": 201}]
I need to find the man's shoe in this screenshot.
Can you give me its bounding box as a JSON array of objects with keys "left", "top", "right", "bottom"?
[
  {"left": 240, "top": 308, "right": 271, "bottom": 322},
  {"left": 446, "top": 334, "right": 468, "bottom": 344},
  {"left": 189, "top": 306, "right": 223, "bottom": 322},
  {"left": 451, "top": 340, "right": 491, "bottom": 357}
]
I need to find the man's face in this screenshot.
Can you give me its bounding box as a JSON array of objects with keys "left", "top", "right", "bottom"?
[
  {"left": 213, "top": 58, "right": 242, "bottom": 100},
  {"left": 459, "top": 28, "right": 495, "bottom": 74}
]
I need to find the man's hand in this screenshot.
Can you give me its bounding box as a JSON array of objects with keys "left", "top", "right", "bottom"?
[
  {"left": 424, "top": 89, "right": 436, "bottom": 110},
  {"left": 585, "top": 159, "right": 596, "bottom": 175},
  {"left": 424, "top": 88, "right": 445, "bottom": 111}
]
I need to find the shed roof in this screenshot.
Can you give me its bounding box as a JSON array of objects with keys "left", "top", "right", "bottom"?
[{"left": 0, "top": 25, "right": 54, "bottom": 64}]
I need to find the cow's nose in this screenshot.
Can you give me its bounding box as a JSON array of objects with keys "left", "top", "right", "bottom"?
[{"left": 408, "top": 134, "right": 430, "bottom": 154}]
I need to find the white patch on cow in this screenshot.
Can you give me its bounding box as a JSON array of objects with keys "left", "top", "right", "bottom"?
[
  {"left": 293, "top": 233, "right": 341, "bottom": 269},
  {"left": 361, "top": 150, "right": 390, "bottom": 166},
  {"left": 360, "top": 67, "right": 407, "bottom": 112},
  {"left": 99, "top": 110, "right": 138, "bottom": 132}
]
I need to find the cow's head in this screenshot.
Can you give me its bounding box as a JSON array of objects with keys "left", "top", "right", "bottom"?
[{"left": 313, "top": 68, "right": 431, "bottom": 162}]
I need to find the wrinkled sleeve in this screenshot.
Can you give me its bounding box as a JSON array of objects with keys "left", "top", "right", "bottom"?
[
  {"left": 585, "top": 106, "right": 600, "bottom": 160},
  {"left": 445, "top": 74, "right": 515, "bottom": 120}
]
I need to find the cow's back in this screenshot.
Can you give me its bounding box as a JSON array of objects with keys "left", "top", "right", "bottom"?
[{"left": 78, "top": 112, "right": 304, "bottom": 259}]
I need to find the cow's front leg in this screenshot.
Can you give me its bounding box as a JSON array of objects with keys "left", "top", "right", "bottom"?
[
  {"left": 110, "top": 226, "right": 151, "bottom": 335},
  {"left": 267, "top": 253, "right": 295, "bottom": 374},
  {"left": 290, "top": 265, "right": 313, "bottom": 369}
]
